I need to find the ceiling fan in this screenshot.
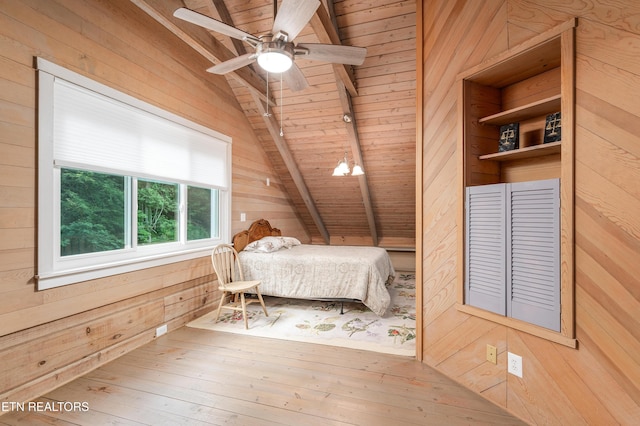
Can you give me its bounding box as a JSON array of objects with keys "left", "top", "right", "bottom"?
[{"left": 173, "top": 0, "right": 367, "bottom": 91}]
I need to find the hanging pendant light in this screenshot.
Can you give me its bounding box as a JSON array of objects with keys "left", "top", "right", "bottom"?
[
  {"left": 332, "top": 152, "right": 350, "bottom": 176},
  {"left": 351, "top": 164, "right": 364, "bottom": 176},
  {"left": 332, "top": 152, "right": 364, "bottom": 176}
]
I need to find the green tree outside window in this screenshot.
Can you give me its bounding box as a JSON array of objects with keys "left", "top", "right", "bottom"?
[
  {"left": 137, "top": 180, "right": 178, "bottom": 245},
  {"left": 60, "top": 169, "right": 125, "bottom": 256}
]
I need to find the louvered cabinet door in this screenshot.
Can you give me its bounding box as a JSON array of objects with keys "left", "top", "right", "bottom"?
[
  {"left": 465, "top": 184, "right": 506, "bottom": 315},
  {"left": 465, "top": 179, "right": 561, "bottom": 331},
  {"left": 507, "top": 179, "right": 560, "bottom": 331}
]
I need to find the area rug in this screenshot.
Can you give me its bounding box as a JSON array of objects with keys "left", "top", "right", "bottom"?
[{"left": 187, "top": 272, "right": 416, "bottom": 356}]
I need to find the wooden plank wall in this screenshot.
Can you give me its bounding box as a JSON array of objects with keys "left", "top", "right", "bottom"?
[
  {"left": 0, "top": 0, "right": 304, "bottom": 407},
  {"left": 421, "top": 0, "right": 640, "bottom": 424}
]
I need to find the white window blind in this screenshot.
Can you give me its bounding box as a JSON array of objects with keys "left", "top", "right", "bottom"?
[{"left": 53, "top": 79, "right": 229, "bottom": 189}]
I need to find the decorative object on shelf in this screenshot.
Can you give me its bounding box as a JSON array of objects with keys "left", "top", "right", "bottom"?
[
  {"left": 332, "top": 151, "right": 364, "bottom": 176},
  {"left": 544, "top": 112, "right": 562, "bottom": 143},
  {"left": 498, "top": 122, "right": 520, "bottom": 152}
]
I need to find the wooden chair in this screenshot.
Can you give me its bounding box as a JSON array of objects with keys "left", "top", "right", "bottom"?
[{"left": 211, "top": 244, "right": 268, "bottom": 329}]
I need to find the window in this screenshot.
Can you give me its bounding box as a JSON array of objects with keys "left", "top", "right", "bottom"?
[
  {"left": 137, "top": 179, "right": 179, "bottom": 246},
  {"left": 37, "top": 59, "right": 231, "bottom": 290},
  {"left": 187, "top": 185, "right": 217, "bottom": 241}
]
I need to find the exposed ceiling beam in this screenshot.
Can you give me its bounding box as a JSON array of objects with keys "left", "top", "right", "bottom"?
[
  {"left": 325, "top": 0, "right": 377, "bottom": 246},
  {"left": 251, "top": 91, "right": 330, "bottom": 244},
  {"left": 309, "top": 2, "right": 359, "bottom": 97},
  {"left": 207, "top": 0, "right": 248, "bottom": 57},
  {"left": 129, "top": 0, "right": 274, "bottom": 106},
  {"left": 336, "top": 80, "right": 378, "bottom": 246}
]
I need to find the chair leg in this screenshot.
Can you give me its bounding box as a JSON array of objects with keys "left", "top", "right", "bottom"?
[
  {"left": 214, "top": 290, "right": 227, "bottom": 323},
  {"left": 240, "top": 293, "right": 248, "bottom": 329},
  {"left": 255, "top": 287, "right": 269, "bottom": 317}
]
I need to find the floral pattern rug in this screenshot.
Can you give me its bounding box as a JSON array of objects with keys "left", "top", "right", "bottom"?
[{"left": 187, "top": 272, "right": 416, "bottom": 356}]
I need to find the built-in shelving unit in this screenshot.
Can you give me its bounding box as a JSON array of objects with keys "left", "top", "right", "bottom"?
[
  {"left": 456, "top": 18, "right": 577, "bottom": 345},
  {"left": 459, "top": 44, "right": 566, "bottom": 185}
]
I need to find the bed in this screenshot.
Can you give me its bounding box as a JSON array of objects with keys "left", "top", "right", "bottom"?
[{"left": 232, "top": 219, "right": 395, "bottom": 316}]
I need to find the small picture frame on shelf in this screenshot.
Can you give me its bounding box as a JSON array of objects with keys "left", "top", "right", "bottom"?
[
  {"left": 544, "top": 112, "right": 561, "bottom": 143},
  {"left": 498, "top": 123, "right": 519, "bottom": 152}
]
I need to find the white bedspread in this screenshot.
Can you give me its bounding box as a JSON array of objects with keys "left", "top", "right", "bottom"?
[{"left": 239, "top": 245, "right": 395, "bottom": 316}]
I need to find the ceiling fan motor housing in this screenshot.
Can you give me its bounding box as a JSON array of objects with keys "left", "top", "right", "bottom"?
[{"left": 257, "top": 38, "right": 295, "bottom": 73}]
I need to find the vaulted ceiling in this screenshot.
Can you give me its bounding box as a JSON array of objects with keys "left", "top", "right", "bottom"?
[{"left": 132, "top": 0, "right": 416, "bottom": 248}]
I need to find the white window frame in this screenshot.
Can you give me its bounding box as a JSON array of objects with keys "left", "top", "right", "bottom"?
[{"left": 37, "top": 59, "right": 232, "bottom": 290}]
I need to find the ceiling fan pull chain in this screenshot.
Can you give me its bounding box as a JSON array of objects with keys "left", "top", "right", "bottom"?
[
  {"left": 263, "top": 71, "right": 272, "bottom": 117},
  {"left": 280, "top": 73, "right": 284, "bottom": 136}
]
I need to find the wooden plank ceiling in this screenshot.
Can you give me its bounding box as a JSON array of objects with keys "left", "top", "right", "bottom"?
[{"left": 132, "top": 0, "right": 416, "bottom": 248}]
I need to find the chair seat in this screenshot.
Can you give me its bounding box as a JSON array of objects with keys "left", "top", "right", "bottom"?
[{"left": 218, "top": 280, "right": 261, "bottom": 293}]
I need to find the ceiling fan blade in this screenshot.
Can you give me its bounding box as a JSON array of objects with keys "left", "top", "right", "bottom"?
[
  {"left": 207, "top": 53, "right": 257, "bottom": 74},
  {"left": 174, "top": 8, "right": 259, "bottom": 44},
  {"left": 297, "top": 43, "right": 367, "bottom": 66},
  {"left": 271, "top": 0, "right": 320, "bottom": 41},
  {"left": 283, "top": 63, "right": 309, "bottom": 92}
]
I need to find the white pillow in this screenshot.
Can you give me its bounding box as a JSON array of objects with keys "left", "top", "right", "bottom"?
[
  {"left": 279, "top": 236, "right": 301, "bottom": 248},
  {"left": 243, "top": 236, "right": 301, "bottom": 252}
]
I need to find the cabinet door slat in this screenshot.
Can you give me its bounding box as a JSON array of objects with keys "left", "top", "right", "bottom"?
[{"left": 507, "top": 179, "right": 560, "bottom": 331}]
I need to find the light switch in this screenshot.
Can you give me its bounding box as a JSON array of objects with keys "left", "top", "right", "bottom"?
[{"left": 240, "top": 213, "right": 246, "bottom": 222}]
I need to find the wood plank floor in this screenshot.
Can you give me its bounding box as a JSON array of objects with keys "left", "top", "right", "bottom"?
[{"left": 0, "top": 327, "right": 527, "bottom": 425}]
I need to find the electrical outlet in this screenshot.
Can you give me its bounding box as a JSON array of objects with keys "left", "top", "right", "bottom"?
[
  {"left": 240, "top": 212, "right": 246, "bottom": 222},
  {"left": 508, "top": 352, "right": 523, "bottom": 377},
  {"left": 155, "top": 324, "right": 168, "bottom": 337},
  {"left": 486, "top": 344, "right": 497, "bottom": 364}
]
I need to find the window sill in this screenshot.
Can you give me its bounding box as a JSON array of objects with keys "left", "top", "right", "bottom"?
[
  {"left": 36, "top": 246, "right": 214, "bottom": 290},
  {"left": 455, "top": 303, "right": 577, "bottom": 348}
]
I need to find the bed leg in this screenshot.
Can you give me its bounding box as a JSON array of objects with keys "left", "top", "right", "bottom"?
[{"left": 340, "top": 301, "right": 344, "bottom": 315}]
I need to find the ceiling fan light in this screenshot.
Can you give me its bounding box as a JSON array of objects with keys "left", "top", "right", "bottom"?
[{"left": 257, "top": 50, "right": 293, "bottom": 73}]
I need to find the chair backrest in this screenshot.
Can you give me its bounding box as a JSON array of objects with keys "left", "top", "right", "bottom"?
[{"left": 211, "top": 244, "right": 244, "bottom": 288}]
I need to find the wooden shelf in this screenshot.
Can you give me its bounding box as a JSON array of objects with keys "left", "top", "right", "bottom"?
[
  {"left": 479, "top": 141, "right": 561, "bottom": 161},
  {"left": 479, "top": 95, "right": 561, "bottom": 126}
]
